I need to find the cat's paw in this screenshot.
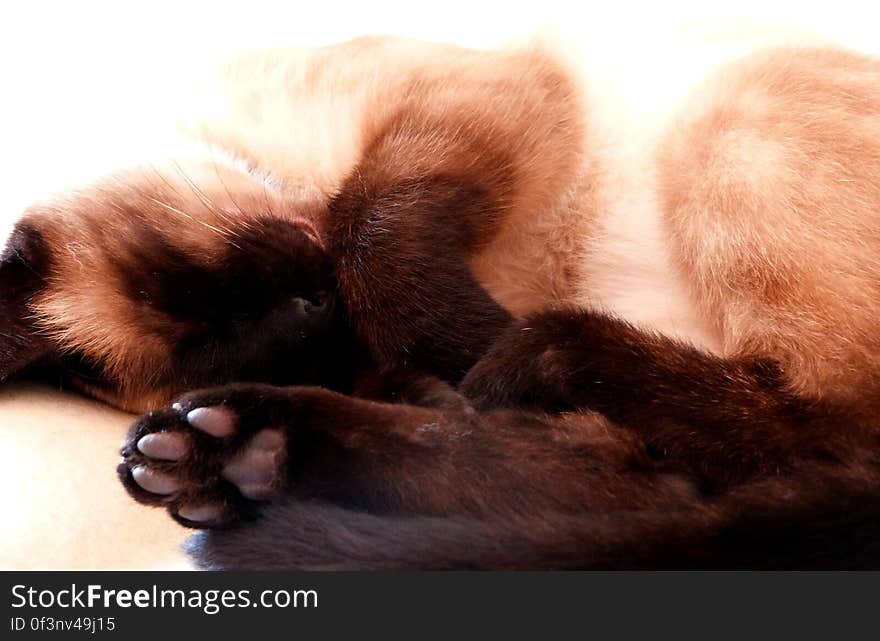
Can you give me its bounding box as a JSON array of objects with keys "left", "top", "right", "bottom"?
[
  {"left": 118, "top": 385, "right": 290, "bottom": 528},
  {"left": 459, "top": 311, "right": 582, "bottom": 411}
]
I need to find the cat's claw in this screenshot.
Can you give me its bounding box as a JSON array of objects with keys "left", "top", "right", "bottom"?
[{"left": 119, "top": 394, "right": 289, "bottom": 528}]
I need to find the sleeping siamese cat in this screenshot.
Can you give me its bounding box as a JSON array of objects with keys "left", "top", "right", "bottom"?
[{"left": 3, "top": 27, "right": 880, "bottom": 568}]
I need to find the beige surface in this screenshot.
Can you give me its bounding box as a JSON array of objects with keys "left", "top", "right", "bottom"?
[{"left": 0, "top": 384, "right": 190, "bottom": 569}]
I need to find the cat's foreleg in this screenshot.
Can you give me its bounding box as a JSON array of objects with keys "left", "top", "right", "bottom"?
[{"left": 118, "top": 381, "right": 690, "bottom": 527}]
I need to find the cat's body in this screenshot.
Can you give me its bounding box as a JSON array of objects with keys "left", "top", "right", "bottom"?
[{"left": 4, "top": 24, "right": 880, "bottom": 568}]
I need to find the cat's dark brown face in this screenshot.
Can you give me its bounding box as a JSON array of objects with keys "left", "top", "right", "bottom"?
[{"left": 0, "top": 163, "right": 355, "bottom": 412}]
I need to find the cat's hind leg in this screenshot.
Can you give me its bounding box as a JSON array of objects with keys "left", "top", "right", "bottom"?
[{"left": 659, "top": 46, "right": 880, "bottom": 416}]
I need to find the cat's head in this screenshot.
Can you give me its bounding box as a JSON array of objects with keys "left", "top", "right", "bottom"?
[{"left": 0, "top": 159, "right": 353, "bottom": 412}]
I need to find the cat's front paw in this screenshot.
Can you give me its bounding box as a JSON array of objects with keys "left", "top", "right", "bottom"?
[
  {"left": 118, "top": 385, "right": 291, "bottom": 528},
  {"left": 459, "top": 312, "right": 578, "bottom": 411}
]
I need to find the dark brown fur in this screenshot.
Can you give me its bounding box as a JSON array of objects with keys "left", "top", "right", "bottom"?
[
  {"left": 0, "top": 224, "right": 53, "bottom": 380},
  {"left": 461, "top": 310, "right": 870, "bottom": 489}
]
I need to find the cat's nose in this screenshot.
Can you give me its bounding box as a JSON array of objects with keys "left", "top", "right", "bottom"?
[{"left": 291, "top": 294, "right": 330, "bottom": 317}]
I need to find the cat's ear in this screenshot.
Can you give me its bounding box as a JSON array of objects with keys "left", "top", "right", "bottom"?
[{"left": 0, "top": 222, "right": 52, "bottom": 382}]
